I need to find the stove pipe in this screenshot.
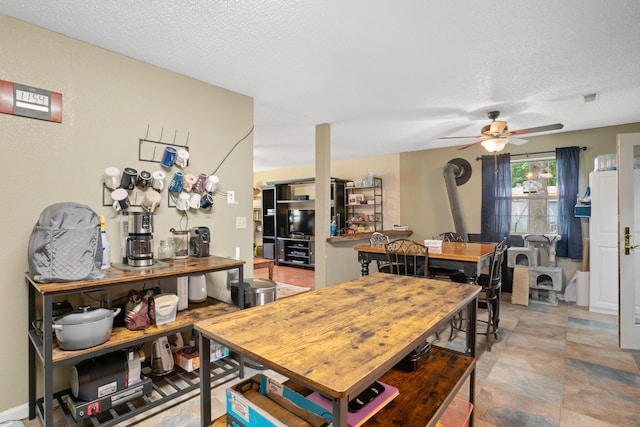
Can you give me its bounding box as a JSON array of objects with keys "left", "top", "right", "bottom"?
[{"left": 443, "top": 162, "right": 468, "bottom": 240}]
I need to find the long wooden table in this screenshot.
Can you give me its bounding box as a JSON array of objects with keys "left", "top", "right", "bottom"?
[
  {"left": 196, "top": 272, "right": 480, "bottom": 427},
  {"left": 355, "top": 241, "right": 496, "bottom": 277}
]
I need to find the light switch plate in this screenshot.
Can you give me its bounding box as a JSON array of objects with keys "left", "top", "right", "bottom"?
[{"left": 236, "top": 217, "right": 247, "bottom": 229}]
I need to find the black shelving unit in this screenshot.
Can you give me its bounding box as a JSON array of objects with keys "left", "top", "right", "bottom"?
[{"left": 260, "top": 178, "right": 347, "bottom": 265}]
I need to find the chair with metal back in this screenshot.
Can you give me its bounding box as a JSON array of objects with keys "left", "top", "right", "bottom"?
[
  {"left": 429, "top": 232, "right": 468, "bottom": 280},
  {"left": 477, "top": 237, "right": 507, "bottom": 349},
  {"left": 432, "top": 231, "right": 468, "bottom": 243},
  {"left": 384, "top": 239, "right": 429, "bottom": 277},
  {"left": 369, "top": 232, "right": 391, "bottom": 273},
  {"left": 384, "top": 239, "right": 439, "bottom": 341},
  {"left": 449, "top": 237, "right": 507, "bottom": 351}
]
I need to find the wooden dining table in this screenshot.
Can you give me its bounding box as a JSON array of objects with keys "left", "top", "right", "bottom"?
[
  {"left": 196, "top": 273, "right": 480, "bottom": 427},
  {"left": 354, "top": 241, "right": 496, "bottom": 277}
]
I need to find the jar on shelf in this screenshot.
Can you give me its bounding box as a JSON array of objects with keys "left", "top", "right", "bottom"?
[
  {"left": 170, "top": 228, "right": 189, "bottom": 259},
  {"left": 157, "top": 239, "right": 175, "bottom": 260}
]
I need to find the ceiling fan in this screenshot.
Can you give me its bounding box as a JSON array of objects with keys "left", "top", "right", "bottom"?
[{"left": 439, "top": 111, "right": 564, "bottom": 152}]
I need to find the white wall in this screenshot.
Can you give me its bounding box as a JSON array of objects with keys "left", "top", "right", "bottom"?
[{"left": 0, "top": 15, "right": 254, "bottom": 413}]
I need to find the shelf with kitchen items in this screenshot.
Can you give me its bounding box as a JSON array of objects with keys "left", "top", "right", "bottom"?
[
  {"left": 345, "top": 176, "right": 383, "bottom": 233},
  {"left": 26, "top": 255, "right": 247, "bottom": 427}
]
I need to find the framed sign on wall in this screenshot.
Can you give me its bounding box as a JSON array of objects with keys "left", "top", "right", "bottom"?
[{"left": 0, "top": 79, "right": 62, "bottom": 123}]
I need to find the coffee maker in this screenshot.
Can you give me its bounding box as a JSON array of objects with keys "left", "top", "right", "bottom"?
[{"left": 126, "top": 212, "right": 154, "bottom": 267}]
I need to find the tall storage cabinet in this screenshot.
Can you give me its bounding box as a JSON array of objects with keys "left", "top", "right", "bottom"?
[
  {"left": 589, "top": 170, "right": 619, "bottom": 314},
  {"left": 261, "top": 178, "right": 347, "bottom": 266}
]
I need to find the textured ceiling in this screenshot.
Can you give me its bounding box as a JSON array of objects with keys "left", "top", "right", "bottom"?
[{"left": 2, "top": 1, "right": 640, "bottom": 171}]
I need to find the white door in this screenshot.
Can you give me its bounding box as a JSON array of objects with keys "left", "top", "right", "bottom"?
[{"left": 618, "top": 133, "right": 640, "bottom": 349}]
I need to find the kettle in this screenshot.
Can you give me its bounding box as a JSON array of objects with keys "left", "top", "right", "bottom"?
[{"left": 151, "top": 336, "right": 174, "bottom": 375}]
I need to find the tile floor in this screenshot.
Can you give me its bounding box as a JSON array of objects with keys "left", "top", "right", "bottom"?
[{"left": 21, "top": 268, "right": 640, "bottom": 426}]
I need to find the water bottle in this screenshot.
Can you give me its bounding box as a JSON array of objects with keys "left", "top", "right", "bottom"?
[
  {"left": 100, "top": 215, "right": 111, "bottom": 269},
  {"left": 330, "top": 218, "right": 337, "bottom": 237}
]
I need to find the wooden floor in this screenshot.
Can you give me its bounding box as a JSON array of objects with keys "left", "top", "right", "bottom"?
[{"left": 253, "top": 262, "right": 315, "bottom": 290}]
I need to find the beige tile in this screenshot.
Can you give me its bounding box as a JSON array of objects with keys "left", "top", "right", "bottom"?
[
  {"left": 563, "top": 379, "right": 640, "bottom": 426},
  {"left": 497, "top": 345, "right": 566, "bottom": 379},
  {"left": 559, "top": 408, "right": 619, "bottom": 427},
  {"left": 504, "top": 329, "right": 566, "bottom": 356},
  {"left": 483, "top": 361, "right": 564, "bottom": 407},
  {"left": 566, "top": 341, "right": 640, "bottom": 374},
  {"left": 566, "top": 325, "right": 618, "bottom": 348},
  {"left": 474, "top": 383, "right": 561, "bottom": 426}
]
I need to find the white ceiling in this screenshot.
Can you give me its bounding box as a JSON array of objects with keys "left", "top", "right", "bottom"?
[{"left": 2, "top": 1, "right": 640, "bottom": 171}]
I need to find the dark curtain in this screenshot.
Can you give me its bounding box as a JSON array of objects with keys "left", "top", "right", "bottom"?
[
  {"left": 480, "top": 154, "right": 512, "bottom": 245},
  {"left": 556, "top": 146, "right": 582, "bottom": 258}
]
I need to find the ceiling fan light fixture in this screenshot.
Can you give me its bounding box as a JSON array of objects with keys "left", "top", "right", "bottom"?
[
  {"left": 481, "top": 137, "right": 508, "bottom": 153},
  {"left": 489, "top": 120, "right": 507, "bottom": 134}
]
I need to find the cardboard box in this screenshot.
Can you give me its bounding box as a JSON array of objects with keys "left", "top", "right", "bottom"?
[
  {"left": 173, "top": 343, "right": 229, "bottom": 373},
  {"left": 226, "top": 374, "right": 332, "bottom": 427}
]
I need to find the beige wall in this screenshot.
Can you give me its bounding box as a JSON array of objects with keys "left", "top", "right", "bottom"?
[
  {"left": 0, "top": 15, "right": 254, "bottom": 413},
  {"left": 400, "top": 122, "right": 640, "bottom": 241}
]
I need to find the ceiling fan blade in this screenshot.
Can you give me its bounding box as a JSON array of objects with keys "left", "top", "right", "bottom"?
[
  {"left": 458, "top": 139, "right": 485, "bottom": 150},
  {"left": 506, "top": 123, "right": 564, "bottom": 136},
  {"left": 508, "top": 137, "right": 528, "bottom": 145},
  {"left": 438, "top": 135, "right": 483, "bottom": 140}
]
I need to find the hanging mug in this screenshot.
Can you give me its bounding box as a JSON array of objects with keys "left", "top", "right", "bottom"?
[
  {"left": 104, "top": 167, "right": 120, "bottom": 190},
  {"left": 190, "top": 193, "right": 202, "bottom": 210},
  {"left": 111, "top": 188, "right": 129, "bottom": 211},
  {"left": 200, "top": 193, "right": 214, "bottom": 209},
  {"left": 205, "top": 175, "right": 219, "bottom": 193},
  {"left": 141, "top": 189, "right": 162, "bottom": 212},
  {"left": 152, "top": 170, "right": 166, "bottom": 191},
  {"left": 183, "top": 174, "right": 197, "bottom": 192},
  {"left": 175, "top": 149, "right": 190, "bottom": 168},
  {"left": 176, "top": 193, "right": 191, "bottom": 211},
  {"left": 168, "top": 171, "right": 184, "bottom": 193},
  {"left": 161, "top": 146, "right": 177, "bottom": 168},
  {"left": 120, "top": 168, "right": 137, "bottom": 191},
  {"left": 194, "top": 173, "right": 207, "bottom": 193},
  {"left": 136, "top": 170, "right": 152, "bottom": 189}
]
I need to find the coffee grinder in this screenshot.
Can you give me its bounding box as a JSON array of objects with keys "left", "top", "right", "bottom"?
[
  {"left": 190, "top": 226, "right": 210, "bottom": 257},
  {"left": 126, "top": 212, "right": 154, "bottom": 267}
]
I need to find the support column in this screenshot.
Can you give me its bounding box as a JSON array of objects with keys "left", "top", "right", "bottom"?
[{"left": 314, "top": 123, "right": 331, "bottom": 289}]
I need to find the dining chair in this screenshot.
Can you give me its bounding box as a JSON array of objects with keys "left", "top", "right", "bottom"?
[
  {"left": 384, "top": 239, "right": 429, "bottom": 277},
  {"left": 384, "top": 239, "right": 440, "bottom": 341},
  {"left": 369, "top": 232, "right": 391, "bottom": 273},
  {"left": 432, "top": 231, "right": 468, "bottom": 243},
  {"left": 429, "top": 231, "right": 467, "bottom": 280},
  {"left": 449, "top": 237, "right": 507, "bottom": 351}
]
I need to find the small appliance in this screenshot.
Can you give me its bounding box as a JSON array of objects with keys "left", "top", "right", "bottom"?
[
  {"left": 151, "top": 336, "right": 174, "bottom": 375},
  {"left": 126, "top": 212, "right": 154, "bottom": 267},
  {"left": 189, "top": 226, "right": 210, "bottom": 257},
  {"left": 188, "top": 274, "right": 208, "bottom": 303}
]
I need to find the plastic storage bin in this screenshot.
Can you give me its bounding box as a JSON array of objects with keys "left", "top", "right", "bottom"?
[
  {"left": 594, "top": 153, "right": 617, "bottom": 171},
  {"left": 154, "top": 294, "right": 179, "bottom": 325}
]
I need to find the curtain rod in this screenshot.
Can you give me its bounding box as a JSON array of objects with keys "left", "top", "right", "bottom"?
[{"left": 475, "top": 146, "right": 587, "bottom": 161}]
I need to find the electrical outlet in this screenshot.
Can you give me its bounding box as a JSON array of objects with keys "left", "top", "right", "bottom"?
[
  {"left": 227, "top": 190, "right": 235, "bottom": 204},
  {"left": 236, "top": 216, "right": 247, "bottom": 229}
]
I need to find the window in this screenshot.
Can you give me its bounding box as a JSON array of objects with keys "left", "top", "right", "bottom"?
[{"left": 510, "top": 158, "right": 557, "bottom": 234}]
